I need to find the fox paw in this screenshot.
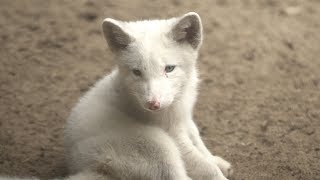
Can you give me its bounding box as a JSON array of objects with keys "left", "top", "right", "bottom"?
[{"left": 211, "top": 156, "right": 233, "bottom": 178}]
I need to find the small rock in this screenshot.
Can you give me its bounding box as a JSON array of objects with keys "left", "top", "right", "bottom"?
[
  {"left": 243, "top": 49, "right": 255, "bottom": 61},
  {"left": 303, "top": 127, "right": 315, "bottom": 135},
  {"left": 172, "top": 0, "right": 182, "bottom": 6},
  {"left": 283, "top": 40, "right": 294, "bottom": 50},
  {"left": 79, "top": 11, "right": 98, "bottom": 22},
  {"left": 199, "top": 126, "right": 207, "bottom": 136},
  {"left": 260, "top": 120, "right": 269, "bottom": 132},
  {"left": 280, "top": 6, "right": 302, "bottom": 16},
  {"left": 84, "top": 0, "right": 95, "bottom": 6},
  {"left": 312, "top": 79, "right": 320, "bottom": 88},
  {"left": 204, "top": 78, "right": 213, "bottom": 84},
  {"left": 235, "top": 77, "right": 244, "bottom": 85}
]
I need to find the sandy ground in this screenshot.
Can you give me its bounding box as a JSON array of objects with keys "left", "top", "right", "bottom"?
[{"left": 0, "top": 0, "right": 320, "bottom": 179}]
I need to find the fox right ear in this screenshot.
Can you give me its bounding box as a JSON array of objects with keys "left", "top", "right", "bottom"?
[
  {"left": 170, "top": 12, "right": 203, "bottom": 49},
  {"left": 102, "top": 19, "right": 133, "bottom": 52}
]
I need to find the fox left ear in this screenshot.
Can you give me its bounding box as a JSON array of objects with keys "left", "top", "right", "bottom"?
[
  {"left": 102, "top": 18, "right": 133, "bottom": 52},
  {"left": 170, "top": 12, "right": 203, "bottom": 49}
]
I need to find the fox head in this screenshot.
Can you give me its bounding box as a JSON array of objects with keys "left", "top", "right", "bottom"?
[{"left": 102, "top": 12, "right": 202, "bottom": 112}]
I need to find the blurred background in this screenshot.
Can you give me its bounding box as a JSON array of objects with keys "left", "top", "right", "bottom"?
[{"left": 0, "top": 0, "right": 319, "bottom": 179}]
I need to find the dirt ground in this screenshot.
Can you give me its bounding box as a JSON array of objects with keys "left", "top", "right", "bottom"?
[{"left": 0, "top": 0, "right": 319, "bottom": 179}]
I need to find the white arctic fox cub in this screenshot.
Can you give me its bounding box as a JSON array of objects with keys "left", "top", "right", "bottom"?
[
  {"left": 0, "top": 12, "right": 232, "bottom": 180},
  {"left": 65, "top": 12, "right": 232, "bottom": 180}
]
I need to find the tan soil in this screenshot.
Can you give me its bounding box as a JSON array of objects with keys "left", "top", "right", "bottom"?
[{"left": 0, "top": 0, "right": 320, "bottom": 179}]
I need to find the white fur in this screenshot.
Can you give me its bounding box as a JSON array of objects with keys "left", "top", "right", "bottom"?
[{"left": 65, "top": 12, "right": 232, "bottom": 180}]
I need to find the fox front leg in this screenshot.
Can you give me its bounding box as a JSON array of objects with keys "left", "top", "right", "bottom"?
[
  {"left": 170, "top": 128, "right": 228, "bottom": 180},
  {"left": 187, "top": 120, "right": 233, "bottom": 178}
]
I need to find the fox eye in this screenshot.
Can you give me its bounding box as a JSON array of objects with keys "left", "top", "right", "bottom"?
[
  {"left": 132, "top": 69, "right": 142, "bottom": 76},
  {"left": 165, "top": 65, "right": 176, "bottom": 73}
]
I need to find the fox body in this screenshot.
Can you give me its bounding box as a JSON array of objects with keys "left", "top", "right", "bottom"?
[
  {"left": 0, "top": 12, "right": 232, "bottom": 180},
  {"left": 65, "top": 12, "right": 232, "bottom": 180}
]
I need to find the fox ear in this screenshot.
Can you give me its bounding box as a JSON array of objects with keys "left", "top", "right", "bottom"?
[
  {"left": 102, "top": 18, "right": 133, "bottom": 52},
  {"left": 170, "top": 12, "right": 203, "bottom": 49}
]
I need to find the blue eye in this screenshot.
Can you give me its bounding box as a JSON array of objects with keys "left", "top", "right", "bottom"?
[
  {"left": 132, "top": 69, "right": 142, "bottom": 76},
  {"left": 165, "top": 65, "right": 176, "bottom": 73}
]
